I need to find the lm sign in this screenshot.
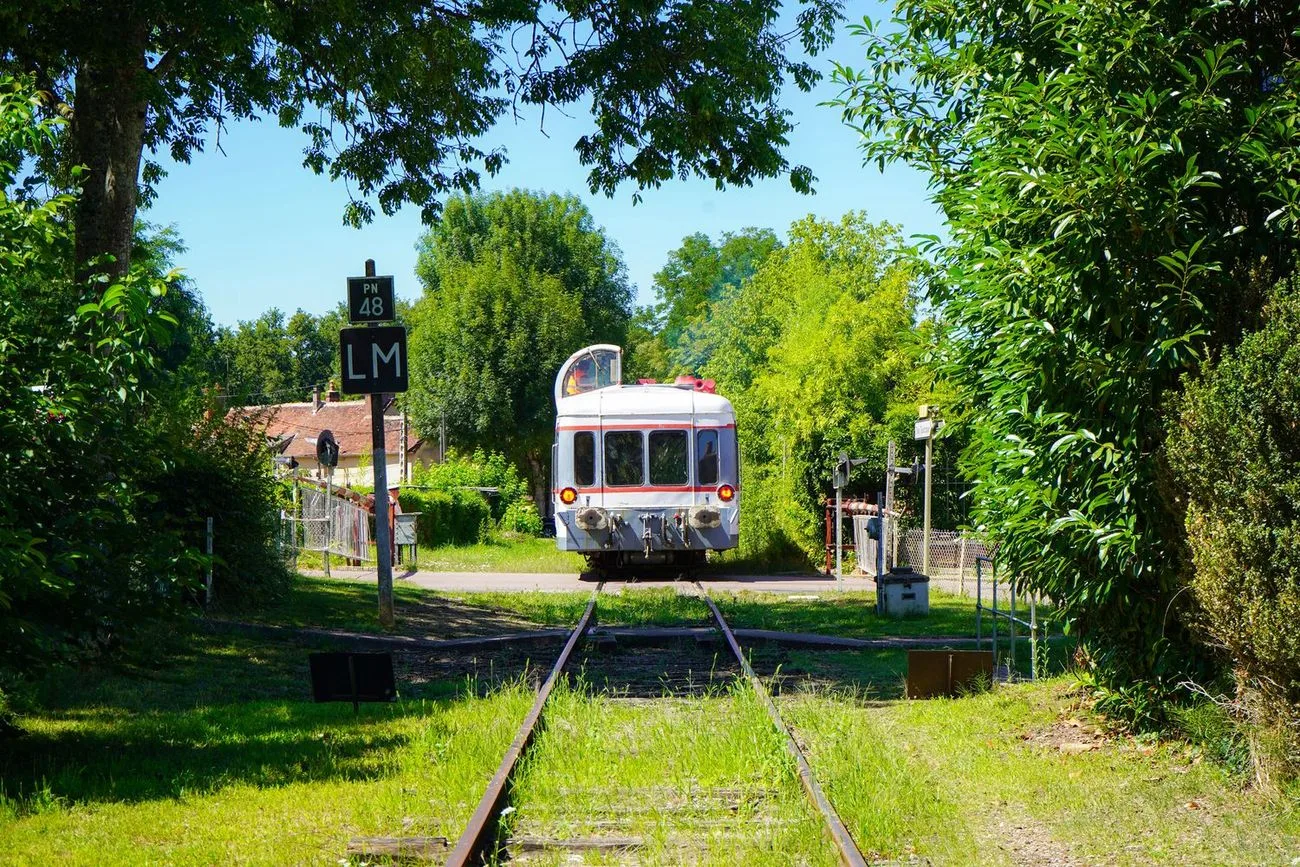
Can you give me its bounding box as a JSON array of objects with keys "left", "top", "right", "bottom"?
[{"left": 340, "top": 326, "right": 408, "bottom": 394}]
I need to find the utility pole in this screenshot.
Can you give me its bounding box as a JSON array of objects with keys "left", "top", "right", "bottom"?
[
  {"left": 923, "top": 428, "right": 933, "bottom": 576},
  {"left": 365, "top": 258, "right": 396, "bottom": 629},
  {"left": 834, "top": 457, "right": 844, "bottom": 592},
  {"left": 915, "top": 405, "right": 943, "bottom": 577}
]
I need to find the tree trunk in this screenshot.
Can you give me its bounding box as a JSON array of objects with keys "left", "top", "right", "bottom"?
[
  {"left": 71, "top": 20, "right": 149, "bottom": 284},
  {"left": 527, "top": 452, "right": 549, "bottom": 521}
]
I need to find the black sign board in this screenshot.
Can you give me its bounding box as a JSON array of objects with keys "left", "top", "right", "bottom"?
[
  {"left": 309, "top": 652, "right": 396, "bottom": 711},
  {"left": 340, "top": 325, "right": 408, "bottom": 394},
  {"left": 347, "top": 275, "right": 395, "bottom": 323}
]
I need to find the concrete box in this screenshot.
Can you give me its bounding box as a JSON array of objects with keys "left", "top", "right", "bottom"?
[{"left": 878, "top": 569, "right": 930, "bottom": 617}]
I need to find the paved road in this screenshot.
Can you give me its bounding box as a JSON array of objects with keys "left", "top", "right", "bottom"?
[{"left": 310, "top": 568, "right": 879, "bottom": 595}]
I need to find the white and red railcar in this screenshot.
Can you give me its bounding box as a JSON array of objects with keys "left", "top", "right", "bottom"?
[{"left": 551, "top": 345, "right": 739, "bottom": 576}]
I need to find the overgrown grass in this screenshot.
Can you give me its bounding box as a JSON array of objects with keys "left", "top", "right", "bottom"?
[
  {"left": 0, "top": 627, "right": 534, "bottom": 865},
  {"left": 502, "top": 680, "right": 837, "bottom": 865},
  {"left": 713, "top": 589, "right": 1011, "bottom": 639},
  {"left": 251, "top": 575, "right": 1005, "bottom": 643},
  {"left": 785, "top": 679, "right": 1300, "bottom": 864}
]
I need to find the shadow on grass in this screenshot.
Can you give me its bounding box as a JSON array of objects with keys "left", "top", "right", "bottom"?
[
  {"left": 0, "top": 626, "right": 501, "bottom": 812},
  {"left": 223, "top": 574, "right": 588, "bottom": 639},
  {"left": 752, "top": 646, "right": 910, "bottom": 700}
]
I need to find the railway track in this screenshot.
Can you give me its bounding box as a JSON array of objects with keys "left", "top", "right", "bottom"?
[{"left": 441, "top": 581, "right": 868, "bottom": 867}]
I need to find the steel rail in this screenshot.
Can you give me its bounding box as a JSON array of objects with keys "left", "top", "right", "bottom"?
[
  {"left": 696, "top": 583, "right": 869, "bottom": 867},
  {"left": 444, "top": 584, "right": 602, "bottom": 867}
]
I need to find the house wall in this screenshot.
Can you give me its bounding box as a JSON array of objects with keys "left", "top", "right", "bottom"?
[{"left": 305, "top": 456, "right": 403, "bottom": 489}]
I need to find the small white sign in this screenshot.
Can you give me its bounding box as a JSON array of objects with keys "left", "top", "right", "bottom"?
[{"left": 914, "top": 418, "right": 944, "bottom": 441}]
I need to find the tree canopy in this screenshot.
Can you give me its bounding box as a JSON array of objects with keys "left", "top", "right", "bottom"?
[
  {"left": 697, "top": 213, "right": 925, "bottom": 562},
  {"left": 211, "top": 304, "right": 351, "bottom": 406},
  {"left": 649, "top": 227, "right": 783, "bottom": 374},
  {"left": 833, "top": 0, "right": 1300, "bottom": 707},
  {"left": 1, "top": 0, "right": 842, "bottom": 278},
  {"left": 405, "top": 189, "right": 633, "bottom": 498}
]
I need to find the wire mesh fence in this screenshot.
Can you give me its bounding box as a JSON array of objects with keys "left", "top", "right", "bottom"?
[
  {"left": 281, "top": 485, "right": 373, "bottom": 562},
  {"left": 850, "top": 515, "right": 1011, "bottom": 601}
]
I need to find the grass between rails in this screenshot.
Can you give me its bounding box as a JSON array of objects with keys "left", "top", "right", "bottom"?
[
  {"left": 501, "top": 680, "right": 837, "bottom": 865},
  {"left": 784, "top": 679, "right": 1300, "bottom": 865},
  {"left": 0, "top": 626, "right": 536, "bottom": 866}
]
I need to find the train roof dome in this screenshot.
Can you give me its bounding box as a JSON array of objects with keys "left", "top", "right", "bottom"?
[{"left": 558, "top": 383, "right": 734, "bottom": 417}]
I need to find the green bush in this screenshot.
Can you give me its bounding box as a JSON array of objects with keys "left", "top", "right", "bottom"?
[
  {"left": 1169, "top": 286, "right": 1300, "bottom": 786},
  {"left": 147, "top": 408, "right": 293, "bottom": 607},
  {"left": 408, "top": 448, "right": 541, "bottom": 536},
  {"left": 398, "top": 488, "right": 490, "bottom": 546},
  {"left": 500, "top": 500, "right": 543, "bottom": 536}
]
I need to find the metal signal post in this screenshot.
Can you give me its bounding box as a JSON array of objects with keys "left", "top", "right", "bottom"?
[
  {"left": 365, "top": 259, "right": 396, "bottom": 629},
  {"left": 338, "top": 258, "right": 405, "bottom": 629}
]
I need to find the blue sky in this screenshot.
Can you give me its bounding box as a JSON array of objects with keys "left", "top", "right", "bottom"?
[{"left": 142, "top": 5, "right": 942, "bottom": 328}]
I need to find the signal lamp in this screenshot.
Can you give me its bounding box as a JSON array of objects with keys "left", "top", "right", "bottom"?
[
  {"left": 559, "top": 487, "right": 578, "bottom": 505},
  {"left": 717, "top": 484, "right": 735, "bottom": 502}
]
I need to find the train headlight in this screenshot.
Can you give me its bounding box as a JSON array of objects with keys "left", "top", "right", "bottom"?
[
  {"left": 560, "top": 487, "right": 578, "bottom": 505},
  {"left": 717, "top": 484, "right": 735, "bottom": 502}
]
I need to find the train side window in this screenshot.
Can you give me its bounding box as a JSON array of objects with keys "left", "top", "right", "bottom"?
[
  {"left": 604, "top": 431, "right": 644, "bottom": 486},
  {"left": 697, "top": 429, "right": 719, "bottom": 485},
  {"left": 649, "top": 430, "right": 688, "bottom": 485},
  {"left": 573, "top": 432, "right": 595, "bottom": 487}
]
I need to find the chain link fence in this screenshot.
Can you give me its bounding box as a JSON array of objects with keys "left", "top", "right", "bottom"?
[
  {"left": 852, "top": 515, "right": 1011, "bottom": 601},
  {"left": 281, "top": 485, "right": 373, "bottom": 563}
]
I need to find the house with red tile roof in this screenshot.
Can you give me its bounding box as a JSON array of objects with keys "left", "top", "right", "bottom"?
[{"left": 233, "top": 384, "right": 441, "bottom": 487}]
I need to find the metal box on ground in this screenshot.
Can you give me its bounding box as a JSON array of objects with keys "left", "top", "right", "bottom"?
[{"left": 877, "top": 568, "right": 930, "bottom": 616}]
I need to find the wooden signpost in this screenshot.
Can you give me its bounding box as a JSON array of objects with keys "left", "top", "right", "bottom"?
[{"left": 339, "top": 259, "right": 406, "bottom": 628}]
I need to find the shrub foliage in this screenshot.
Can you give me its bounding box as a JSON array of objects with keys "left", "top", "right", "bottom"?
[
  {"left": 1169, "top": 286, "right": 1300, "bottom": 782},
  {"left": 0, "top": 78, "right": 290, "bottom": 675},
  {"left": 834, "top": 0, "right": 1300, "bottom": 701},
  {"left": 401, "top": 448, "right": 536, "bottom": 545}
]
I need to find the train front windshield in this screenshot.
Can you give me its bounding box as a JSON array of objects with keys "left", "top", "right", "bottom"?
[{"left": 560, "top": 348, "right": 619, "bottom": 397}]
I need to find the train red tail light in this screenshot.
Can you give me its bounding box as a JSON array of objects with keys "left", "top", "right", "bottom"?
[
  {"left": 717, "top": 484, "right": 735, "bottom": 502},
  {"left": 559, "top": 487, "right": 578, "bottom": 505}
]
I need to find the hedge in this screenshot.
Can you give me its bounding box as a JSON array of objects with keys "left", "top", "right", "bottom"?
[{"left": 398, "top": 488, "right": 490, "bottom": 546}]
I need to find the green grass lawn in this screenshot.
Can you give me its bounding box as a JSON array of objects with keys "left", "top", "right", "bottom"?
[
  {"left": 248, "top": 574, "right": 1007, "bottom": 641},
  {"left": 0, "top": 627, "right": 535, "bottom": 865},
  {"left": 239, "top": 575, "right": 713, "bottom": 638},
  {"left": 785, "top": 680, "right": 1300, "bottom": 865},
  {"left": 295, "top": 535, "right": 586, "bottom": 574},
  {"left": 7, "top": 574, "right": 1290, "bottom": 866}
]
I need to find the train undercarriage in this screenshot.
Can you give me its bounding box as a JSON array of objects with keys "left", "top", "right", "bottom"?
[{"left": 579, "top": 548, "right": 709, "bottom": 581}]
